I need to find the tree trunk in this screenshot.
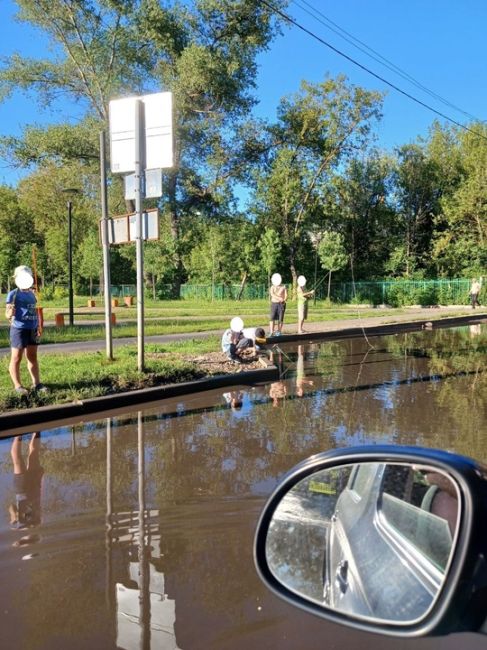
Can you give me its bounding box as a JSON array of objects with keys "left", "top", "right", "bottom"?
[
  {"left": 327, "top": 271, "right": 332, "bottom": 300},
  {"left": 152, "top": 274, "right": 156, "bottom": 300},
  {"left": 289, "top": 245, "right": 298, "bottom": 299},
  {"left": 236, "top": 272, "right": 248, "bottom": 301},
  {"left": 89, "top": 276, "right": 93, "bottom": 299},
  {"left": 167, "top": 171, "right": 183, "bottom": 298}
]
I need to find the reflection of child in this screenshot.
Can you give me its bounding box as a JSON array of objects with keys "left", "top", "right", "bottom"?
[
  {"left": 223, "top": 391, "right": 244, "bottom": 410},
  {"left": 269, "top": 381, "right": 287, "bottom": 407},
  {"left": 9, "top": 433, "right": 43, "bottom": 529},
  {"left": 296, "top": 345, "right": 314, "bottom": 397}
]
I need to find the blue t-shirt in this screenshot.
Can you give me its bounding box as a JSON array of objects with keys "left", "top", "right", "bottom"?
[{"left": 6, "top": 289, "right": 38, "bottom": 330}]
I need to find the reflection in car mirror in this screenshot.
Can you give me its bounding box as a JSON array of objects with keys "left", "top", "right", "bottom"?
[
  {"left": 265, "top": 462, "right": 459, "bottom": 624},
  {"left": 255, "top": 446, "right": 487, "bottom": 638}
]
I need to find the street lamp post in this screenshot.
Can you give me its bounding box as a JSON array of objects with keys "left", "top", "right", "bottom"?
[
  {"left": 62, "top": 188, "right": 80, "bottom": 327},
  {"left": 67, "top": 200, "right": 74, "bottom": 326}
]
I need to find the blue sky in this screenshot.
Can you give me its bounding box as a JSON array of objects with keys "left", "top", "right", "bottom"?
[{"left": 0, "top": 0, "right": 486, "bottom": 186}]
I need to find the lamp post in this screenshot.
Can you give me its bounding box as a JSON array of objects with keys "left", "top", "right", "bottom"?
[{"left": 62, "top": 188, "right": 80, "bottom": 326}]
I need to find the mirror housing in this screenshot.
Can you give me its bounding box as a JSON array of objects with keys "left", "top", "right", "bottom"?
[{"left": 254, "top": 445, "right": 487, "bottom": 637}]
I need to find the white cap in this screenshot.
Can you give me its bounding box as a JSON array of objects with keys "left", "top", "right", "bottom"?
[
  {"left": 297, "top": 275, "right": 306, "bottom": 287},
  {"left": 230, "top": 316, "right": 244, "bottom": 332},
  {"left": 271, "top": 273, "right": 282, "bottom": 286}
]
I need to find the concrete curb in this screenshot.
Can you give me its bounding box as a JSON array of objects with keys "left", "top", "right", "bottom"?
[
  {"left": 267, "top": 313, "right": 487, "bottom": 344},
  {"left": 0, "top": 366, "right": 279, "bottom": 438}
]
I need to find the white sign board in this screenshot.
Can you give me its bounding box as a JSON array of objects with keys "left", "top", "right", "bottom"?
[
  {"left": 124, "top": 169, "right": 163, "bottom": 200},
  {"left": 109, "top": 92, "right": 173, "bottom": 173},
  {"left": 104, "top": 209, "right": 160, "bottom": 245}
]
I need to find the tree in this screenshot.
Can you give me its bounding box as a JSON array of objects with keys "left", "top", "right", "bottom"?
[
  {"left": 0, "top": 0, "right": 288, "bottom": 294},
  {"left": 253, "top": 76, "right": 383, "bottom": 285},
  {"left": 78, "top": 231, "right": 103, "bottom": 297},
  {"left": 431, "top": 124, "right": 487, "bottom": 275},
  {"left": 318, "top": 231, "right": 348, "bottom": 299},
  {"left": 0, "top": 186, "right": 38, "bottom": 291},
  {"left": 326, "top": 154, "right": 395, "bottom": 279},
  {"left": 258, "top": 227, "right": 281, "bottom": 289},
  {"left": 392, "top": 143, "right": 441, "bottom": 277}
]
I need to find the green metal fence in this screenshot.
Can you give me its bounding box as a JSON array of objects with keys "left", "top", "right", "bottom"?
[{"left": 89, "top": 279, "right": 476, "bottom": 305}]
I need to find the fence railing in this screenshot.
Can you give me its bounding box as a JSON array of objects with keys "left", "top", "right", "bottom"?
[{"left": 87, "top": 278, "right": 474, "bottom": 305}]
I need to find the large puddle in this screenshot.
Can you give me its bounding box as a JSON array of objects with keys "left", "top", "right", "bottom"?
[{"left": 0, "top": 325, "right": 485, "bottom": 649}]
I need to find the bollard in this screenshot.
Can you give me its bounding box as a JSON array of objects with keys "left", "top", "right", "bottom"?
[
  {"left": 55, "top": 313, "right": 65, "bottom": 327},
  {"left": 111, "top": 313, "right": 116, "bottom": 325}
]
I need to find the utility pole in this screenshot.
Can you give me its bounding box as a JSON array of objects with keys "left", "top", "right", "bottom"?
[
  {"left": 100, "top": 131, "right": 113, "bottom": 360},
  {"left": 134, "top": 100, "right": 146, "bottom": 372}
]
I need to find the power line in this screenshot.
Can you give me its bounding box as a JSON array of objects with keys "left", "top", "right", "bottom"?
[
  {"left": 260, "top": 0, "right": 487, "bottom": 143},
  {"left": 292, "top": 0, "right": 483, "bottom": 124}
]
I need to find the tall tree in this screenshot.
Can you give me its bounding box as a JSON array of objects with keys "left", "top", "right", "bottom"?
[
  {"left": 252, "top": 76, "right": 383, "bottom": 285},
  {"left": 0, "top": 0, "right": 287, "bottom": 294}
]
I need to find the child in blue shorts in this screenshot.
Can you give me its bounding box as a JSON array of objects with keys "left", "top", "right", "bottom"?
[{"left": 5, "top": 266, "right": 47, "bottom": 395}]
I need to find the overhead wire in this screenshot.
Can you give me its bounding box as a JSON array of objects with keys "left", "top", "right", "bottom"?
[
  {"left": 292, "top": 0, "right": 483, "bottom": 124},
  {"left": 259, "top": 0, "right": 487, "bottom": 143}
]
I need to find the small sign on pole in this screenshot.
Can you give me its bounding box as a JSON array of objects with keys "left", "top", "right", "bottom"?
[
  {"left": 124, "top": 169, "right": 163, "bottom": 200},
  {"left": 102, "top": 209, "right": 160, "bottom": 245}
]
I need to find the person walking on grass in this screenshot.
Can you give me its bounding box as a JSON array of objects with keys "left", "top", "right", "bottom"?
[
  {"left": 5, "top": 265, "right": 47, "bottom": 396},
  {"left": 269, "top": 273, "right": 287, "bottom": 337},
  {"left": 297, "top": 275, "right": 314, "bottom": 334}
]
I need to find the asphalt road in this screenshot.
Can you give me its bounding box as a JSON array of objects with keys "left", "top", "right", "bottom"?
[{"left": 0, "top": 306, "right": 485, "bottom": 357}]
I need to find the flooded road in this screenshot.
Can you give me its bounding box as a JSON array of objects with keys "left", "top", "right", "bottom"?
[{"left": 0, "top": 325, "right": 485, "bottom": 649}]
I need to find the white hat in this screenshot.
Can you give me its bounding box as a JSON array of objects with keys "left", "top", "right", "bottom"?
[
  {"left": 14, "top": 265, "right": 34, "bottom": 290},
  {"left": 230, "top": 316, "right": 244, "bottom": 332},
  {"left": 271, "top": 273, "right": 282, "bottom": 286},
  {"left": 297, "top": 275, "right": 306, "bottom": 287}
]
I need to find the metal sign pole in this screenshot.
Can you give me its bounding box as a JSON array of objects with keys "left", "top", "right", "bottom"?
[
  {"left": 100, "top": 131, "right": 113, "bottom": 359},
  {"left": 135, "top": 100, "right": 146, "bottom": 372}
]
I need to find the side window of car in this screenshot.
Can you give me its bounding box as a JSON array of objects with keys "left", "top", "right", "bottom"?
[
  {"left": 348, "top": 462, "right": 379, "bottom": 499},
  {"left": 378, "top": 467, "right": 458, "bottom": 572}
]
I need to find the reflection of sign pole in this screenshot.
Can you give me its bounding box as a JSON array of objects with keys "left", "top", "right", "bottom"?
[
  {"left": 100, "top": 131, "right": 113, "bottom": 359},
  {"left": 135, "top": 100, "right": 146, "bottom": 371}
]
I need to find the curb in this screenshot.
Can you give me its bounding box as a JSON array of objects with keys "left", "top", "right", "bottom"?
[
  {"left": 267, "top": 313, "right": 487, "bottom": 344},
  {"left": 0, "top": 366, "right": 279, "bottom": 438}
]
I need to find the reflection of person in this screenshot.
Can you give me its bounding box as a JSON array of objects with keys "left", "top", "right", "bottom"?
[
  {"left": 422, "top": 472, "right": 458, "bottom": 535},
  {"left": 269, "top": 381, "right": 287, "bottom": 407},
  {"left": 469, "top": 278, "right": 482, "bottom": 309},
  {"left": 296, "top": 345, "right": 314, "bottom": 397},
  {"left": 9, "top": 433, "right": 43, "bottom": 530},
  {"left": 269, "top": 273, "right": 287, "bottom": 337},
  {"left": 297, "top": 275, "right": 314, "bottom": 334},
  {"left": 223, "top": 390, "right": 244, "bottom": 410},
  {"left": 6, "top": 266, "right": 47, "bottom": 395},
  {"left": 221, "top": 317, "right": 253, "bottom": 361}
]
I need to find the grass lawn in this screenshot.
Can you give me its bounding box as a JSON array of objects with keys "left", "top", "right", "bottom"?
[
  {"left": 0, "top": 295, "right": 412, "bottom": 346},
  {"left": 0, "top": 338, "right": 221, "bottom": 413}
]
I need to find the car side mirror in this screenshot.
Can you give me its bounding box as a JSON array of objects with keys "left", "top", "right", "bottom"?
[{"left": 254, "top": 445, "right": 487, "bottom": 637}]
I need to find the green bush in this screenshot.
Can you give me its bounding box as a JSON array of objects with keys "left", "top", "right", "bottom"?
[{"left": 53, "top": 286, "right": 68, "bottom": 300}]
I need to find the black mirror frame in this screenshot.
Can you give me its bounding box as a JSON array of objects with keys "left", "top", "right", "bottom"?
[{"left": 254, "top": 445, "right": 487, "bottom": 638}]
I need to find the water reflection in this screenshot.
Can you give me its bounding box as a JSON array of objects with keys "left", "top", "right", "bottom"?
[
  {"left": 0, "top": 325, "right": 485, "bottom": 648},
  {"left": 9, "top": 433, "right": 43, "bottom": 552}
]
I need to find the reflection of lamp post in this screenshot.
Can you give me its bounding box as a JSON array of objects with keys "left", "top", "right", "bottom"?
[{"left": 62, "top": 188, "right": 80, "bottom": 326}]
